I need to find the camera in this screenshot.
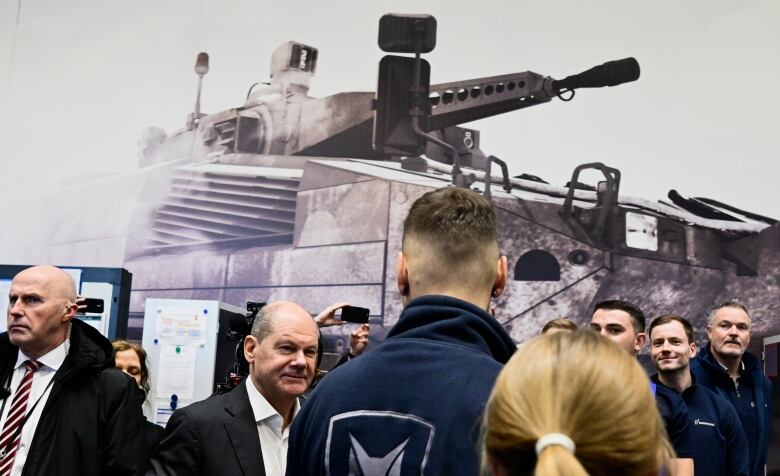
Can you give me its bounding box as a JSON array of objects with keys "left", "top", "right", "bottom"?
[{"left": 214, "top": 300, "right": 266, "bottom": 394}]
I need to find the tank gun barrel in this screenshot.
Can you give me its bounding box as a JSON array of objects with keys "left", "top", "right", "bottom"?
[
  {"left": 551, "top": 57, "right": 640, "bottom": 91},
  {"left": 425, "top": 71, "right": 550, "bottom": 131},
  {"left": 424, "top": 57, "right": 640, "bottom": 131}
]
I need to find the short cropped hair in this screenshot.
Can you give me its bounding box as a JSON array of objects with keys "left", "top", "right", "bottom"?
[
  {"left": 402, "top": 187, "right": 499, "bottom": 290},
  {"left": 250, "top": 305, "right": 275, "bottom": 342},
  {"left": 648, "top": 314, "right": 694, "bottom": 344},
  {"left": 593, "top": 299, "right": 646, "bottom": 335},
  {"left": 541, "top": 318, "right": 577, "bottom": 335},
  {"left": 708, "top": 299, "right": 751, "bottom": 326}
]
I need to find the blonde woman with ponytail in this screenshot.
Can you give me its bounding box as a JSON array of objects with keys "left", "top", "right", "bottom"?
[{"left": 483, "top": 330, "right": 674, "bottom": 476}]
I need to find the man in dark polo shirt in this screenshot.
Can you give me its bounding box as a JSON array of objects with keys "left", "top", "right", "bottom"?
[{"left": 650, "top": 314, "right": 749, "bottom": 476}]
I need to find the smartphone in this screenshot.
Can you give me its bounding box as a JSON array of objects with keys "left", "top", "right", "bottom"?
[
  {"left": 340, "top": 306, "right": 370, "bottom": 324},
  {"left": 79, "top": 297, "right": 105, "bottom": 314}
]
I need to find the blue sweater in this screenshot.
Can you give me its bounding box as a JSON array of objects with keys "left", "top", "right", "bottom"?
[
  {"left": 652, "top": 382, "right": 694, "bottom": 459},
  {"left": 286, "top": 295, "right": 517, "bottom": 476},
  {"left": 690, "top": 344, "right": 772, "bottom": 476},
  {"left": 653, "top": 376, "right": 749, "bottom": 476}
]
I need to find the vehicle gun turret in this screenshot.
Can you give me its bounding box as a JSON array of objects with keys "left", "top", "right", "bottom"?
[
  {"left": 140, "top": 14, "right": 639, "bottom": 182},
  {"left": 6, "top": 12, "right": 777, "bottom": 385}
]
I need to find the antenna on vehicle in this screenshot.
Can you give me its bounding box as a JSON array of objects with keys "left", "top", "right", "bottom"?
[{"left": 187, "top": 52, "right": 210, "bottom": 130}]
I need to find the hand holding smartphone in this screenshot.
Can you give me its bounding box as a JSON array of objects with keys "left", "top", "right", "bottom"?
[
  {"left": 340, "top": 305, "right": 370, "bottom": 324},
  {"left": 76, "top": 297, "right": 105, "bottom": 314}
]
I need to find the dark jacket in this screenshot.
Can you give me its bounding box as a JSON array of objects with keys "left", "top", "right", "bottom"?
[
  {"left": 141, "top": 418, "right": 165, "bottom": 466},
  {"left": 652, "top": 381, "right": 695, "bottom": 459},
  {"left": 286, "top": 295, "right": 517, "bottom": 476},
  {"left": 124, "top": 385, "right": 167, "bottom": 462},
  {"left": 146, "top": 378, "right": 266, "bottom": 476},
  {"left": 690, "top": 344, "right": 772, "bottom": 476},
  {"left": 653, "top": 375, "right": 750, "bottom": 476},
  {"left": 0, "top": 319, "right": 144, "bottom": 476}
]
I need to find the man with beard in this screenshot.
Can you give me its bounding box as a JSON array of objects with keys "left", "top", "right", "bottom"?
[
  {"left": 649, "top": 314, "right": 749, "bottom": 476},
  {"left": 690, "top": 301, "right": 772, "bottom": 476}
]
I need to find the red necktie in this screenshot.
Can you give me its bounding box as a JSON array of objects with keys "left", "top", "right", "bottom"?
[{"left": 0, "top": 360, "right": 42, "bottom": 476}]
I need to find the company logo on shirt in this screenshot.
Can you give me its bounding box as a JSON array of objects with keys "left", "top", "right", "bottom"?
[
  {"left": 325, "top": 410, "right": 435, "bottom": 476},
  {"left": 694, "top": 419, "right": 716, "bottom": 427}
]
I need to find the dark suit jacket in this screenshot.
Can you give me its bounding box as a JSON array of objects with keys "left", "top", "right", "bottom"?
[
  {"left": 146, "top": 379, "right": 266, "bottom": 476},
  {"left": 141, "top": 419, "right": 165, "bottom": 465}
]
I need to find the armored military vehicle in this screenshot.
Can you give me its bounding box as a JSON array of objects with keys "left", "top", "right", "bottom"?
[{"left": 14, "top": 14, "right": 779, "bottom": 367}]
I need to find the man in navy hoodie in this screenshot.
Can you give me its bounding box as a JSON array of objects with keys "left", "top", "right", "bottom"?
[
  {"left": 690, "top": 300, "right": 772, "bottom": 476},
  {"left": 649, "top": 314, "right": 749, "bottom": 476},
  {"left": 286, "top": 187, "right": 516, "bottom": 476}
]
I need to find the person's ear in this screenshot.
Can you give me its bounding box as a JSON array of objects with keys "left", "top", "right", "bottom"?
[
  {"left": 62, "top": 301, "right": 78, "bottom": 323},
  {"left": 634, "top": 332, "right": 647, "bottom": 353},
  {"left": 396, "top": 251, "right": 410, "bottom": 297},
  {"left": 689, "top": 341, "right": 697, "bottom": 358},
  {"left": 491, "top": 255, "right": 508, "bottom": 298},
  {"left": 243, "top": 335, "right": 258, "bottom": 364}
]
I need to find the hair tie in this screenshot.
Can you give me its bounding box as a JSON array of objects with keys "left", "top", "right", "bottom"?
[{"left": 535, "top": 433, "right": 576, "bottom": 455}]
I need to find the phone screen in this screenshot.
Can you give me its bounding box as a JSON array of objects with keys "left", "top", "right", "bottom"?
[
  {"left": 340, "top": 306, "right": 370, "bottom": 324},
  {"left": 81, "top": 297, "right": 105, "bottom": 314}
]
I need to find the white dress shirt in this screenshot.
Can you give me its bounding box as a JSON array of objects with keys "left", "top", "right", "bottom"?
[
  {"left": 245, "top": 378, "right": 300, "bottom": 476},
  {"left": 0, "top": 339, "right": 68, "bottom": 476}
]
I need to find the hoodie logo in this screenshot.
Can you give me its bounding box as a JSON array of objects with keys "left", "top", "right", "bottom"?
[
  {"left": 694, "top": 419, "right": 716, "bottom": 427},
  {"left": 325, "top": 411, "right": 435, "bottom": 476},
  {"left": 348, "top": 435, "right": 408, "bottom": 476}
]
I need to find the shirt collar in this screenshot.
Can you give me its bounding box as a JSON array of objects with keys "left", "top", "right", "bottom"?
[
  {"left": 245, "top": 377, "right": 300, "bottom": 424},
  {"left": 15, "top": 339, "right": 69, "bottom": 372},
  {"left": 715, "top": 356, "right": 745, "bottom": 374}
]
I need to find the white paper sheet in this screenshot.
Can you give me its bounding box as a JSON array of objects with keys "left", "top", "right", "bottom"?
[
  {"left": 155, "top": 344, "right": 197, "bottom": 400},
  {"left": 155, "top": 307, "right": 208, "bottom": 345},
  {"left": 154, "top": 408, "right": 174, "bottom": 427}
]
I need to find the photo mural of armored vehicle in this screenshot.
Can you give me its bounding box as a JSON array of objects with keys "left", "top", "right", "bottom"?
[{"left": 11, "top": 14, "right": 778, "bottom": 366}]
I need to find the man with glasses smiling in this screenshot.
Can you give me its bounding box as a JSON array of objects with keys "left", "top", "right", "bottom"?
[{"left": 691, "top": 300, "right": 772, "bottom": 476}]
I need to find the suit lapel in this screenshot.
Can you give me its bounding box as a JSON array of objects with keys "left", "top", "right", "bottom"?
[{"left": 224, "top": 380, "right": 266, "bottom": 476}]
